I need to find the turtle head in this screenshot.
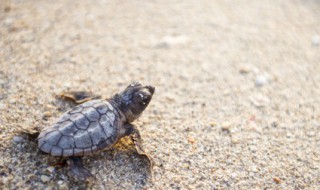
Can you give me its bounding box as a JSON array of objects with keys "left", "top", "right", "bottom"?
[{"left": 117, "top": 82, "right": 155, "bottom": 122}]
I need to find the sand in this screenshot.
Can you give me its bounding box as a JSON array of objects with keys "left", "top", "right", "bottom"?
[{"left": 0, "top": 0, "right": 319, "bottom": 189}]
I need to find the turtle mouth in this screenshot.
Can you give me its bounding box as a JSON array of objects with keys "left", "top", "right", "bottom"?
[{"left": 146, "top": 85, "right": 155, "bottom": 95}]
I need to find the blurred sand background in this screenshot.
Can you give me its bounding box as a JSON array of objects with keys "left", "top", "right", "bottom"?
[{"left": 0, "top": 0, "right": 320, "bottom": 189}]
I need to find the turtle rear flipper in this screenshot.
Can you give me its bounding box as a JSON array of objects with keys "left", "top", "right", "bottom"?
[
  {"left": 16, "top": 125, "right": 40, "bottom": 141},
  {"left": 58, "top": 91, "right": 101, "bottom": 104},
  {"left": 68, "top": 157, "right": 94, "bottom": 181}
]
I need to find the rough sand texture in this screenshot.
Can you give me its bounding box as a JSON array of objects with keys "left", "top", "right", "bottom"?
[{"left": 1, "top": 0, "right": 320, "bottom": 189}]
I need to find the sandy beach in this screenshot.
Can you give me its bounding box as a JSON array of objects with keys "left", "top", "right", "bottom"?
[{"left": 0, "top": 0, "right": 319, "bottom": 189}]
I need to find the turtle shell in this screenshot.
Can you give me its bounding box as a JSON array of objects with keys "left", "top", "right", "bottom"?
[{"left": 38, "top": 100, "right": 121, "bottom": 157}]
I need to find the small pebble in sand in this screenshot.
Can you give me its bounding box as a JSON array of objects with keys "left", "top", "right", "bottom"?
[
  {"left": 255, "top": 75, "right": 268, "bottom": 87},
  {"left": 0, "top": 103, "right": 6, "bottom": 110},
  {"left": 188, "top": 137, "right": 196, "bottom": 144},
  {"left": 239, "top": 67, "right": 250, "bottom": 74},
  {"left": 3, "top": 18, "right": 13, "bottom": 26},
  {"left": 58, "top": 180, "right": 64, "bottom": 185},
  {"left": 311, "top": 35, "right": 320, "bottom": 46},
  {"left": 58, "top": 180, "right": 68, "bottom": 188},
  {"left": 221, "top": 122, "right": 231, "bottom": 133},
  {"left": 43, "top": 111, "right": 52, "bottom": 118},
  {"left": 42, "top": 111, "right": 52, "bottom": 120},
  {"left": 251, "top": 166, "right": 258, "bottom": 172},
  {"left": 4, "top": 5, "right": 11, "bottom": 12},
  {"left": 209, "top": 121, "right": 217, "bottom": 127},
  {"left": 47, "top": 167, "right": 55, "bottom": 173},
  {"left": 163, "top": 35, "right": 189, "bottom": 45},
  {"left": 273, "top": 177, "right": 281, "bottom": 184},
  {"left": 41, "top": 175, "right": 51, "bottom": 183},
  {"left": 231, "top": 173, "right": 237, "bottom": 178},
  {"left": 250, "top": 94, "right": 270, "bottom": 108},
  {"left": 12, "top": 136, "right": 24, "bottom": 143},
  {"left": 9, "top": 98, "right": 17, "bottom": 104},
  {"left": 156, "top": 35, "right": 189, "bottom": 48}
]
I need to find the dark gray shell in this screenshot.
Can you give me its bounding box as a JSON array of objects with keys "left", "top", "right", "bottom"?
[{"left": 38, "top": 100, "right": 121, "bottom": 157}]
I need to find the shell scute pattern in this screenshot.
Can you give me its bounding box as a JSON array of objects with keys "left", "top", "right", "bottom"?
[
  {"left": 74, "top": 130, "right": 93, "bottom": 148},
  {"left": 87, "top": 122, "right": 107, "bottom": 146},
  {"left": 99, "top": 115, "right": 109, "bottom": 127},
  {"left": 107, "top": 111, "right": 116, "bottom": 121},
  {"left": 81, "top": 100, "right": 102, "bottom": 107},
  {"left": 83, "top": 148, "right": 93, "bottom": 155},
  {"left": 58, "top": 136, "right": 75, "bottom": 149},
  {"left": 102, "top": 121, "right": 114, "bottom": 138},
  {"left": 74, "top": 148, "right": 84, "bottom": 156},
  {"left": 38, "top": 127, "right": 54, "bottom": 139},
  {"left": 58, "top": 121, "right": 77, "bottom": 136},
  {"left": 39, "top": 99, "right": 120, "bottom": 157},
  {"left": 69, "top": 106, "right": 83, "bottom": 114},
  {"left": 63, "top": 149, "right": 73, "bottom": 157},
  {"left": 105, "top": 102, "right": 114, "bottom": 111},
  {"left": 82, "top": 107, "right": 100, "bottom": 121},
  {"left": 70, "top": 113, "right": 90, "bottom": 130},
  {"left": 51, "top": 146, "right": 62, "bottom": 156},
  {"left": 39, "top": 140, "right": 53, "bottom": 153},
  {"left": 57, "top": 113, "right": 71, "bottom": 123},
  {"left": 97, "top": 139, "right": 108, "bottom": 150},
  {"left": 39, "top": 123, "right": 60, "bottom": 139},
  {"left": 44, "top": 131, "right": 62, "bottom": 146},
  {"left": 93, "top": 102, "right": 109, "bottom": 114},
  {"left": 99, "top": 114, "right": 116, "bottom": 138},
  {"left": 93, "top": 101, "right": 113, "bottom": 114}
]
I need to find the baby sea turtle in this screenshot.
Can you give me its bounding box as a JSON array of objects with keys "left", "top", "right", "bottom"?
[{"left": 38, "top": 82, "right": 155, "bottom": 180}]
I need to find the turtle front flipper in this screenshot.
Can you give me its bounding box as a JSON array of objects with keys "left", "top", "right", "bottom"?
[
  {"left": 68, "top": 157, "right": 93, "bottom": 181},
  {"left": 125, "top": 124, "right": 154, "bottom": 169}
]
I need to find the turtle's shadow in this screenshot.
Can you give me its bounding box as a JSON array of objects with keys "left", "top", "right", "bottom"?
[
  {"left": 19, "top": 135, "right": 152, "bottom": 189},
  {"left": 82, "top": 136, "right": 152, "bottom": 189},
  {"left": 86, "top": 149, "right": 152, "bottom": 189}
]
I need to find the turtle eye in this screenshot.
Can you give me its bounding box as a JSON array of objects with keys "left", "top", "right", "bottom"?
[
  {"left": 138, "top": 93, "right": 146, "bottom": 105},
  {"left": 139, "top": 93, "right": 151, "bottom": 106}
]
